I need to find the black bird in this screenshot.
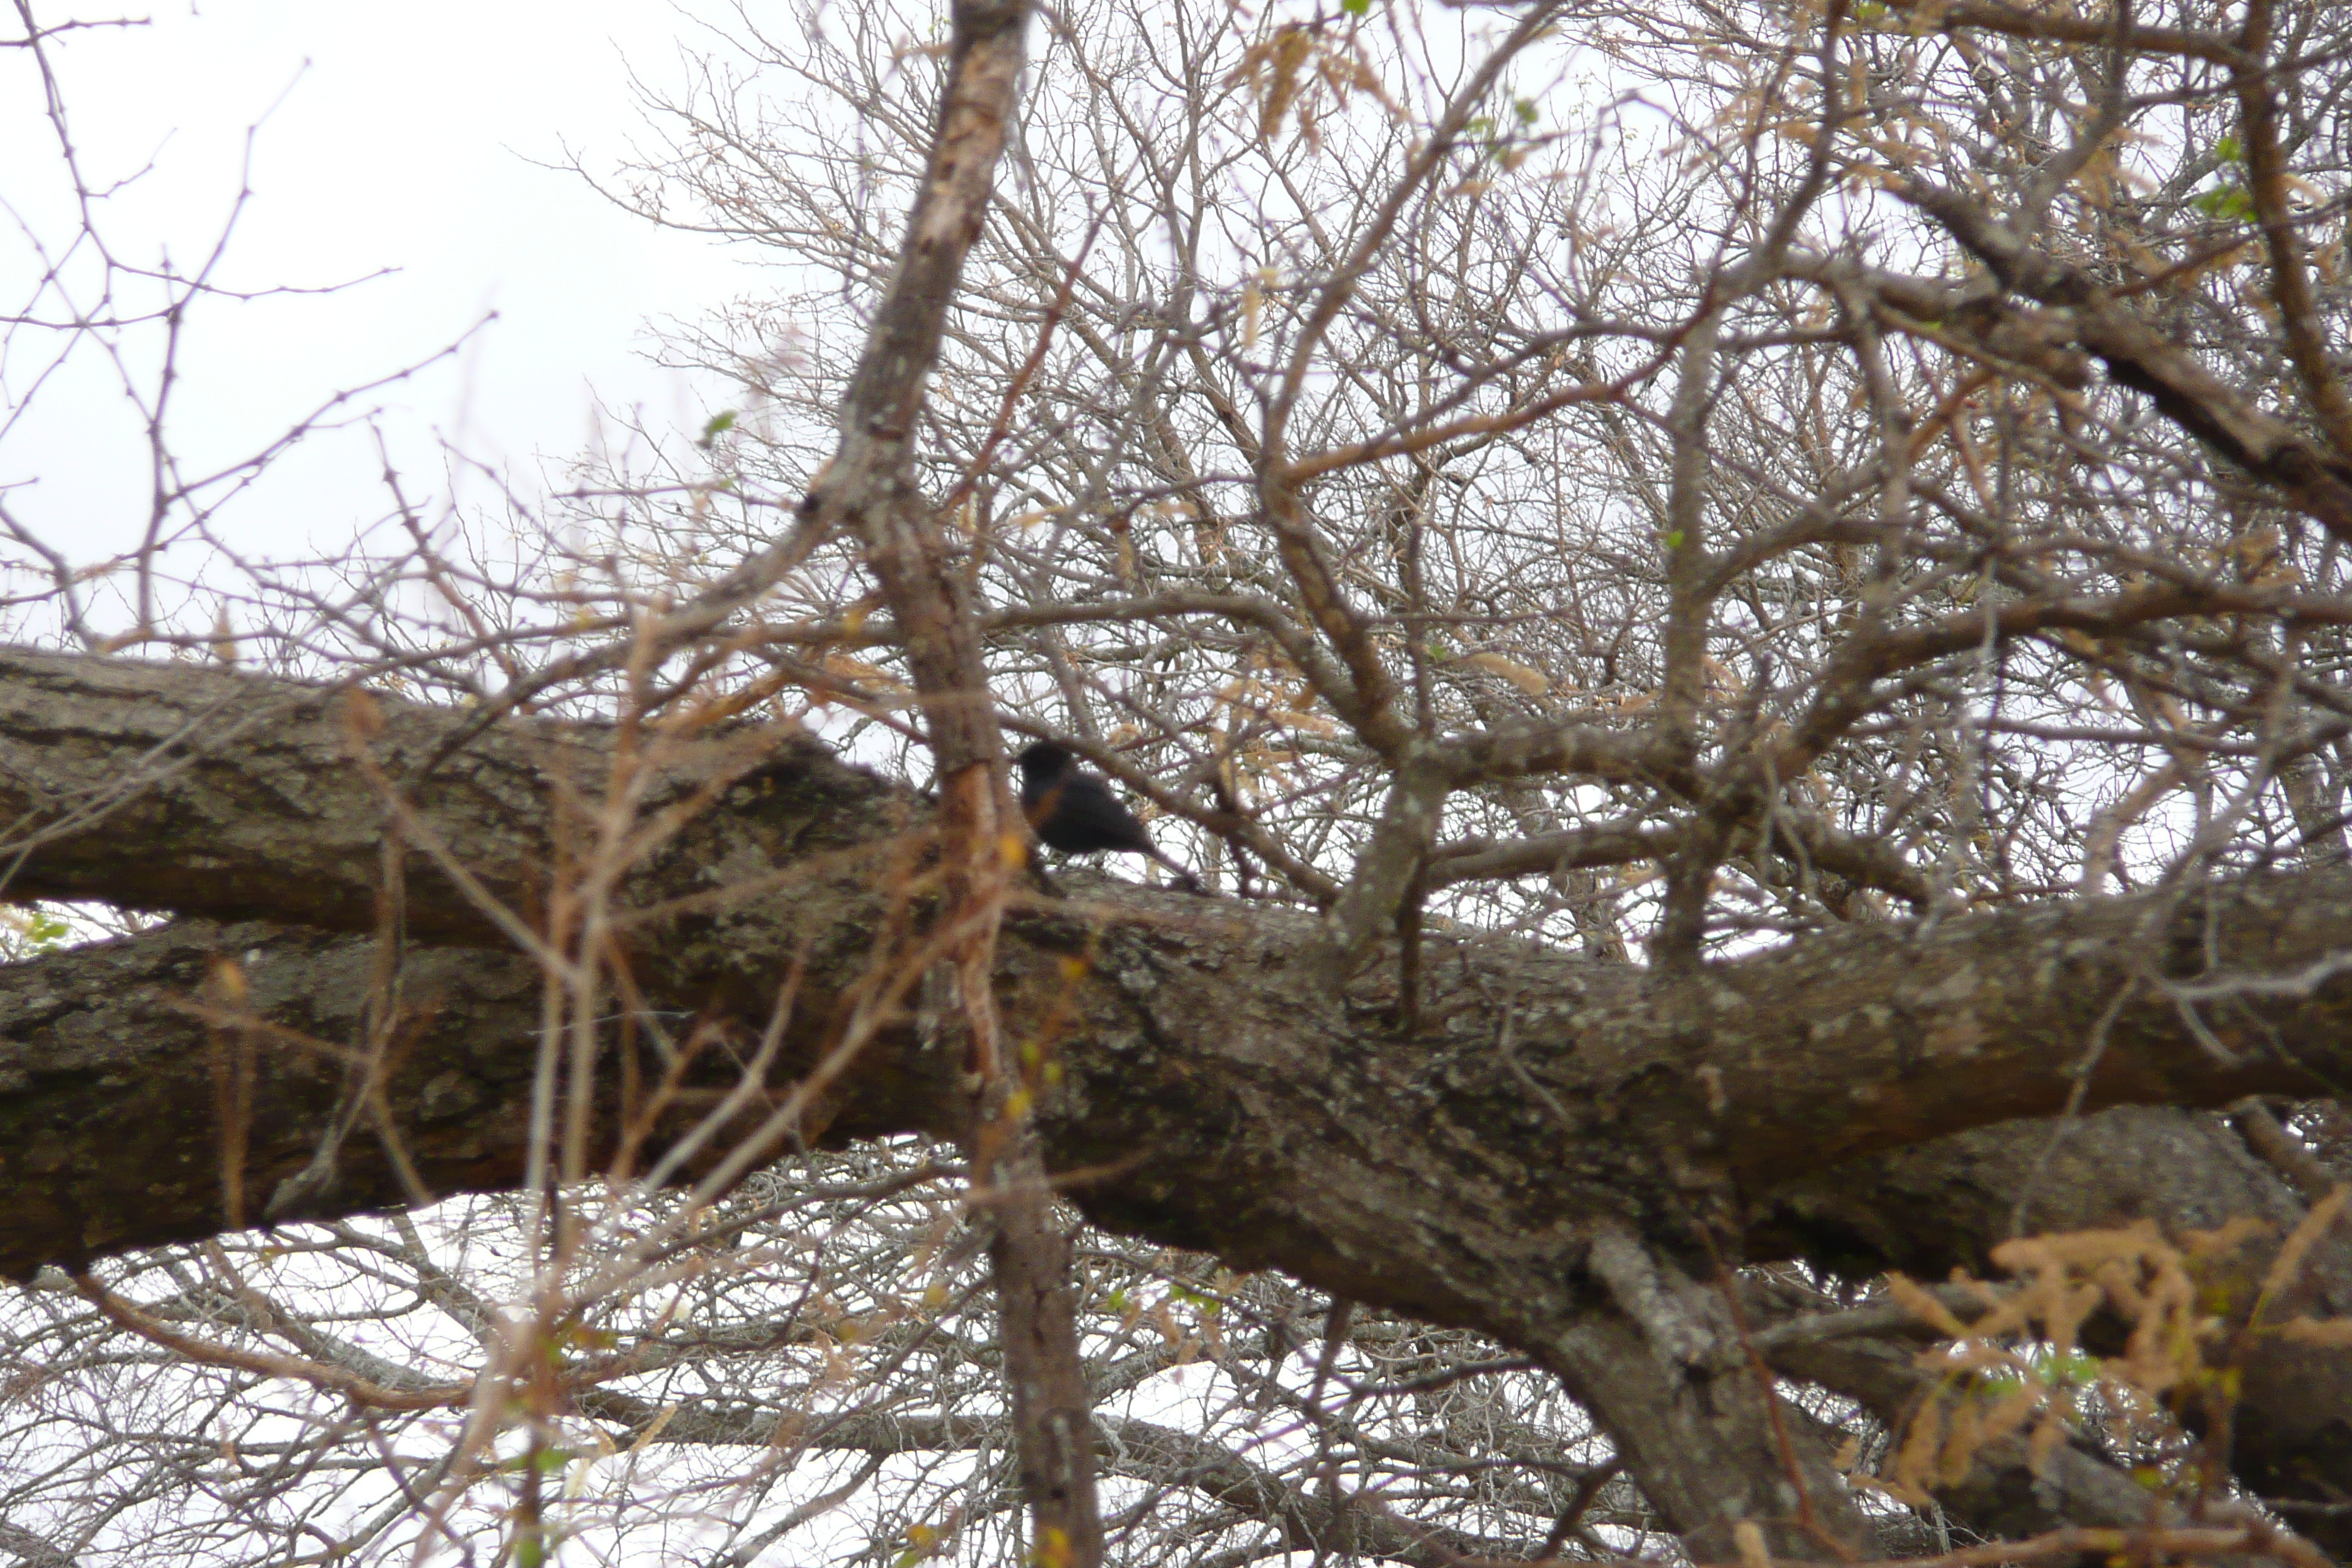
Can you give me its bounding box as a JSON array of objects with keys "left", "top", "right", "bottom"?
[{"left": 1015, "top": 741, "right": 1200, "bottom": 892}]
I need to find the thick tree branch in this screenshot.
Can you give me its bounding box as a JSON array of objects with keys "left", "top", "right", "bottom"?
[
  {"left": 10, "top": 655, "right": 2352, "bottom": 1268},
  {"left": 10, "top": 655, "right": 2352, "bottom": 1550}
]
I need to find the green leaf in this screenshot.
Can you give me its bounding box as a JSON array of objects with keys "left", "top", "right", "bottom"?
[
  {"left": 2214, "top": 134, "right": 2242, "bottom": 165},
  {"left": 699, "top": 410, "right": 738, "bottom": 444},
  {"left": 24, "top": 911, "right": 70, "bottom": 954},
  {"left": 1341, "top": 0, "right": 1370, "bottom": 15},
  {"left": 2195, "top": 184, "right": 2255, "bottom": 222},
  {"left": 497, "top": 1448, "right": 574, "bottom": 1475}
]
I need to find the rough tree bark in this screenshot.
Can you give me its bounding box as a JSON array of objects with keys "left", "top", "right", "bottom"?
[{"left": 1, "top": 650, "right": 2348, "bottom": 1556}]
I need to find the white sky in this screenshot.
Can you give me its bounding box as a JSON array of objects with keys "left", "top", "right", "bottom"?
[{"left": 1, "top": 0, "right": 755, "bottom": 578}]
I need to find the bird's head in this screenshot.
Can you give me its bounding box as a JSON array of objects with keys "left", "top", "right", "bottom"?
[{"left": 1014, "top": 740, "right": 1074, "bottom": 781}]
